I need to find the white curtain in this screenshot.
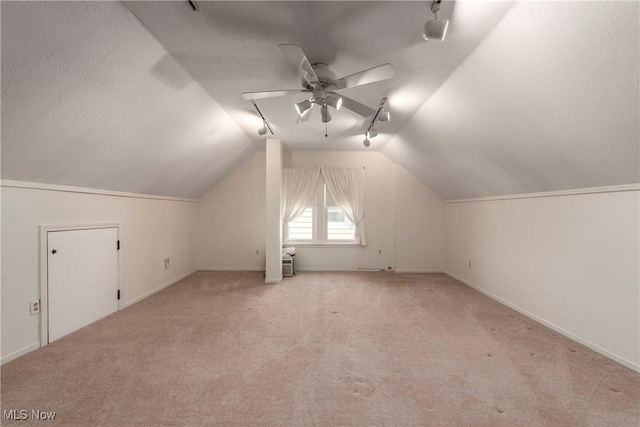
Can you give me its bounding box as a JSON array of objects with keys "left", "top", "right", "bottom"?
[
  {"left": 321, "top": 167, "right": 367, "bottom": 246},
  {"left": 282, "top": 167, "right": 320, "bottom": 240}
]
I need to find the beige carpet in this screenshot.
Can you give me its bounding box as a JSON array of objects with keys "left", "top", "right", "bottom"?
[{"left": 2, "top": 271, "right": 638, "bottom": 426}]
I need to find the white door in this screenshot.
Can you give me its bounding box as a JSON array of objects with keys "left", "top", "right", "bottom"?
[{"left": 47, "top": 227, "right": 118, "bottom": 342}]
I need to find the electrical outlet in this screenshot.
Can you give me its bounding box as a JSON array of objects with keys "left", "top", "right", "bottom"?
[
  {"left": 30, "top": 300, "right": 40, "bottom": 315},
  {"left": 387, "top": 266, "right": 392, "bottom": 271},
  {"left": 164, "top": 258, "right": 170, "bottom": 269}
]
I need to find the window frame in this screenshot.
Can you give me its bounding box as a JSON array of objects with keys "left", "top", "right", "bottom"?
[{"left": 285, "top": 179, "right": 359, "bottom": 246}]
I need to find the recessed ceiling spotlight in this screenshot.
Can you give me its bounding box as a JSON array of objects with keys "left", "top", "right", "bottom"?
[{"left": 423, "top": 0, "right": 449, "bottom": 41}]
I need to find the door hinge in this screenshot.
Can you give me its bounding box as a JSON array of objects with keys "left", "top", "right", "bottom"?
[
  {"left": 117, "top": 240, "right": 120, "bottom": 250},
  {"left": 117, "top": 290, "right": 121, "bottom": 300}
]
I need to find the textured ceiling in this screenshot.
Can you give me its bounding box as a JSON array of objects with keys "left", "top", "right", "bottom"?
[
  {"left": 122, "top": 1, "right": 514, "bottom": 151},
  {"left": 1, "top": 1, "right": 256, "bottom": 198},
  {"left": 382, "top": 1, "right": 639, "bottom": 199},
  {"left": 1, "top": 1, "right": 638, "bottom": 199}
]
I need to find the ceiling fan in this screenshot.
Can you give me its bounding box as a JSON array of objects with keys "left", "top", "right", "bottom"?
[{"left": 242, "top": 44, "right": 396, "bottom": 124}]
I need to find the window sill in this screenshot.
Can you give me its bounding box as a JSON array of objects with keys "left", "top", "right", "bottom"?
[{"left": 284, "top": 243, "right": 363, "bottom": 248}]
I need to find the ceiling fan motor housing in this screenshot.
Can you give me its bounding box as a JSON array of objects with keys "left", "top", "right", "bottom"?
[{"left": 302, "top": 63, "right": 338, "bottom": 89}]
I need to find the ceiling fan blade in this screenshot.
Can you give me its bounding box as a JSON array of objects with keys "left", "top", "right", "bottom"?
[
  {"left": 242, "top": 89, "right": 309, "bottom": 101},
  {"left": 330, "top": 63, "right": 397, "bottom": 91},
  {"left": 338, "top": 95, "right": 376, "bottom": 117},
  {"left": 279, "top": 44, "right": 320, "bottom": 88},
  {"left": 295, "top": 105, "right": 314, "bottom": 124}
]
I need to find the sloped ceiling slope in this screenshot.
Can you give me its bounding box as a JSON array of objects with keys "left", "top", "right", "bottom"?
[
  {"left": 122, "top": 1, "right": 514, "bottom": 151},
  {"left": 2, "top": 1, "right": 636, "bottom": 201},
  {"left": 383, "top": 1, "right": 639, "bottom": 200},
  {"left": 1, "top": 1, "right": 255, "bottom": 198}
]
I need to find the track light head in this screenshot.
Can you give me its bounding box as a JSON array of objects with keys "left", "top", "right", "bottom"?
[
  {"left": 258, "top": 122, "right": 267, "bottom": 135},
  {"left": 366, "top": 129, "right": 378, "bottom": 139},
  {"left": 363, "top": 138, "right": 371, "bottom": 148},
  {"left": 378, "top": 110, "right": 390, "bottom": 122},
  {"left": 423, "top": 0, "right": 449, "bottom": 41},
  {"left": 423, "top": 20, "right": 449, "bottom": 41},
  {"left": 295, "top": 99, "right": 313, "bottom": 116}
]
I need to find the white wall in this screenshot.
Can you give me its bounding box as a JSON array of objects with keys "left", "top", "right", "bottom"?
[
  {"left": 444, "top": 187, "right": 640, "bottom": 371},
  {"left": 265, "top": 139, "right": 283, "bottom": 283},
  {"left": 197, "top": 150, "right": 445, "bottom": 272},
  {"left": 1, "top": 184, "right": 198, "bottom": 363},
  {"left": 197, "top": 151, "right": 266, "bottom": 271},
  {"left": 285, "top": 151, "right": 396, "bottom": 271},
  {"left": 395, "top": 166, "right": 445, "bottom": 272}
]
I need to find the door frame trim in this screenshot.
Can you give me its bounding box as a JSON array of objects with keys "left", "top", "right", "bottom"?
[{"left": 39, "top": 223, "right": 122, "bottom": 348}]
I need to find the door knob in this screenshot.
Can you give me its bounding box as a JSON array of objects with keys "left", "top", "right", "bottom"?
[{"left": 51, "top": 249, "right": 57, "bottom": 254}]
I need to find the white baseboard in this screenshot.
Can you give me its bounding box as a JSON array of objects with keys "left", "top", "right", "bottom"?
[
  {"left": 296, "top": 267, "right": 386, "bottom": 272},
  {"left": 395, "top": 269, "right": 444, "bottom": 274},
  {"left": 1, "top": 342, "right": 40, "bottom": 365},
  {"left": 123, "top": 270, "right": 196, "bottom": 308},
  {"left": 444, "top": 271, "right": 640, "bottom": 373},
  {"left": 198, "top": 267, "right": 263, "bottom": 272}
]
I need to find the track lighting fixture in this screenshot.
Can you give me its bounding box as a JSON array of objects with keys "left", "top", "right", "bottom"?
[
  {"left": 295, "top": 98, "right": 313, "bottom": 116},
  {"left": 362, "top": 98, "right": 388, "bottom": 148},
  {"left": 252, "top": 101, "right": 274, "bottom": 136},
  {"left": 423, "top": 0, "right": 449, "bottom": 41},
  {"left": 187, "top": 0, "right": 199, "bottom": 11},
  {"left": 378, "top": 99, "right": 391, "bottom": 123}
]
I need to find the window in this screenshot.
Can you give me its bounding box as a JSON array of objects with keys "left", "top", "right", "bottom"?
[
  {"left": 287, "top": 207, "right": 313, "bottom": 241},
  {"left": 325, "top": 187, "right": 355, "bottom": 241},
  {"left": 285, "top": 181, "right": 356, "bottom": 245}
]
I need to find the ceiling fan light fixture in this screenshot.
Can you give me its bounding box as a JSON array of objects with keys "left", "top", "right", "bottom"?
[
  {"left": 326, "top": 94, "right": 343, "bottom": 110},
  {"left": 244, "top": 44, "right": 396, "bottom": 131},
  {"left": 321, "top": 105, "right": 331, "bottom": 123},
  {"left": 295, "top": 99, "right": 313, "bottom": 116},
  {"left": 423, "top": 0, "right": 449, "bottom": 41}
]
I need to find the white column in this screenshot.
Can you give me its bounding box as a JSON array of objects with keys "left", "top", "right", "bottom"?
[{"left": 265, "top": 138, "right": 282, "bottom": 283}]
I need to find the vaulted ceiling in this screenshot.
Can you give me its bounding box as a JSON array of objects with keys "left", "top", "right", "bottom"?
[{"left": 1, "top": 1, "right": 638, "bottom": 199}]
